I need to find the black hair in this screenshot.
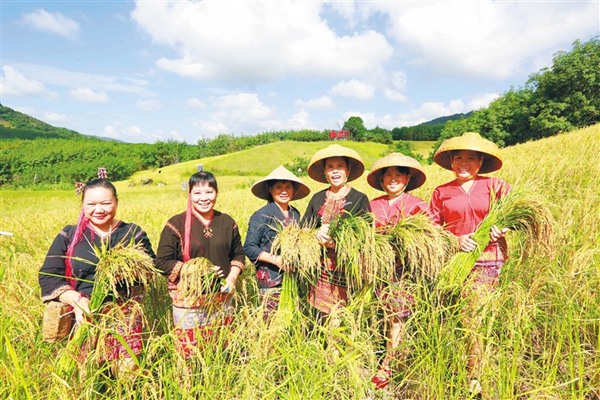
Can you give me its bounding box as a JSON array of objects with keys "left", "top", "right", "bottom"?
[
  {"left": 189, "top": 171, "right": 218, "bottom": 193},
  {"left": 322, "top": 156, "right": 349, "bottom": 169},
  {"left": 265, "top": 179, "right": 297, "bottom": 203},
  {"left": 82, "top": 178, "right": 118, "bottom": 202}
]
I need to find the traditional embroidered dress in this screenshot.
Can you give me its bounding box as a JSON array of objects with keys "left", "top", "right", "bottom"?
[
  {"left": 370, "top": 193, "right": 429, "bottom": 317},
  {"left": 39, "top": 222, "right": 155, "bottom": 361},
  {"left": 430, "top": 176, "right": 511, "bottom": 288},
  {"left": 302, "top": 187, "right": 370, "bottom": 314},
  {"left": 244, "top": 202, "right": 301, "bottom": 316},
  {"left": 155, "top": 210, "right": 245, "bottom": 358}
]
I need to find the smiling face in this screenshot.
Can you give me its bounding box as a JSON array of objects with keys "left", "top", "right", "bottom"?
[
  {"left": 381, "top": 166, "right": 410, "bottom": 197},
  {"left": 83, "top": 187, "right": 118, "bottom": 231},
  {"left": 268, "top": 180, "right": 295, "bottom": 208},
  {"left": 190, "top": 181, "right": 218, "bottom": 217},
  {"left": 324, "top": 156, "right": 349, "bottom": 188},
  {"left": 451, "top": 150, "right": 483, "bottom": 181}
]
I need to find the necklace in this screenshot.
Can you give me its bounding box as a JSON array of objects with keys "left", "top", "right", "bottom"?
[{"left": 196, "top": 210, "right": 214, "bottom": 238}]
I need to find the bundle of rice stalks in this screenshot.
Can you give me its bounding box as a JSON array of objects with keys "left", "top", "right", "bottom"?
[
  {"left": 271, "top": 223, "right": 321, "bottom": 315},
  {"left": 56, "top": 240, "right": 158, "bottom": 379},
  {"left": 388, "top": 213, "right": 458, "bottom": 281},
  {"left": 328, "top": 212, "right": 396, "bottom": 292},
  {"left": 179, "top": 257, "right": 225, "bottom": 301},
  {"left": 438, "top": 183, "right": 555, "bottom": 289}
]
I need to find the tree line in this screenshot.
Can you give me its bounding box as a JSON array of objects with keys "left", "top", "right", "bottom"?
[{"left": 429, "top": 36, "right": 600, "bottom": 160}]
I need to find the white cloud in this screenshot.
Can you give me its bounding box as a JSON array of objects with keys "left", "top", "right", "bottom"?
[
  {"left": 9, "top": 63, "right": 152, "bottom": 96},
  {"left": 20, "top": 9, "right": 80, "bottom": 40},
  {"left": 43, "top": 112, "right": 69, "bottom": 123},
  {"left": 135, "top": 99, "right": 162, "bottom": 112},
  {"left": 330, "top": 79, "right": 375, "bottom": 99},
  {"left": 342, "top": 93, "right": 498, "bottom": 129},
  {"left": 103, "top": 124, "right": 147, "bottom": 141},
  {"left": 382, "top": 71, "right": 408, "bottom": 102},
  {"left": 369, "top": 1, "right": 598, "bottom": 79},
  {"left": 294, "top": 96, "right": 334, "bottom": 110},
  {"left": 70, "top": 88, "right": 110, "bottom": 104},
  {"left": 1, "top": 66, "right": 58, "bottom": 98},
  {"left": 131, "top": 1, "right": 393, "bottom": 83},
  {"left": 186, "top": 98, "right": 207, "bottom": 109},
  {"left": 10, "top": 105, "right": 36, "bottom": 115},
  {"left": 193, "top": 93, "right": 315, "bottom": 136}
]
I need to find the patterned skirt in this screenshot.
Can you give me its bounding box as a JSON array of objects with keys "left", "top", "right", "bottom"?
[
  {"left": 308, "top": 249, "right": 347, "bottom": 314},
  {"left": 172, "top": 299, "right": 234, "bottom": 359}
]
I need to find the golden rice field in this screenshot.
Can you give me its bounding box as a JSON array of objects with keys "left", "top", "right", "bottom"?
[{"left": 0, "top": 127, "right": 599, "bottom": 399}]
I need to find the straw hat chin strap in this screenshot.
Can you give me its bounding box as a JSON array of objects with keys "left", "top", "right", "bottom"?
[
  {"left": 325, "top": 165, "right": 351, "bottom": 187},
  {"left": 380, "top": 175, "right": 410, "bottom": 198}
]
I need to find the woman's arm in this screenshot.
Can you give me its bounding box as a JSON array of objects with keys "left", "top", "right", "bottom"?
[
  {"left": 222, "top": 222, "right": 246, "bottom": 293},
  {"left": 39, "top": 228, "right": 74, "bottom": 302},
  {"left": 155, "top": 222, "right": 183, "bottom": 280}
]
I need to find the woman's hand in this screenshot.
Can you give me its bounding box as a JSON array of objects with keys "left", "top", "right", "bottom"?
[
  {"left": 270, "top": 254, "right": 283, "bottom": 269},
  {"left": 457, "top": 234, "right": 478, "bottom": 252},
  {"left": 490, "top": 225, "right": 509, "bottom": 243},
  {"left": 73, "top": 296, "right": 91, "bottom": 325},
  {"left": 216, "top": 265, "right": 239, "bottom": 294},
  {"left": 316, "top": 224, "right": 335, "bottom": 248}
]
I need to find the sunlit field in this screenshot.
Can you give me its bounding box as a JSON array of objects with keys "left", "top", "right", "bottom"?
[{"left": 1, "top": 127, "right": 599, "bottom": 399}]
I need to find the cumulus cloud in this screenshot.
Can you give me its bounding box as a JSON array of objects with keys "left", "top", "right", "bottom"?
[
  {"left": 9, "top": 63, "right": 152, "bottom": 96},
  {"left": 342, "top": 93, "right": 498, "bottom": 129},
  {"left": 382, "top": 71, "right": 408, "bottom": 102},
  {"left": 70, "top": 88, "right": 110, "bottom": 104},
  {"left": 193, "top": 93, "right": 315, "bottom": 136},
  {"left": 186, "top": 98, "right": 207, "bottom": 109},
  {"left": 369, "top": 1, "right": 598, "bottom": 79},
  {"left": 1, "top": 66, "right": 58, "bottom": 98},
  {"left": 43, "top": 111, "right": 69, "bottom": 123},
  {"left": 131, "top": 0, "right": 392, "bottom": 83},
  {"left": 135, "top": 99, "right": 162, "bottom": 112},
  {"left": 103, "top": 124, "right": 147, "bottom": 140},
  {"left": 330, "top": 79, "right": 375, "bottom": 99},
  {"left": 11, "top": 105, "right": 36, "bottom": 115},
  {"left": 20, "top": 9, "right": 80, "bottom": 40},
  {"left": 294, "top": 96, "right": 334, "bottom": 110}
]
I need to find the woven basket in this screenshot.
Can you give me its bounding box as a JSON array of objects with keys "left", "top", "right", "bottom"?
[
  {"left": 434, "top": 132, "right": 503, "bottom": 174},
  {"left": 307, "top": 144, "right": 365, "bottom": 183},
  {"left": 42, "top": 300, "right": 73, "bottom": 343},
  {"left": 367, "top": 153, "right": 426, "bottom": 192}
]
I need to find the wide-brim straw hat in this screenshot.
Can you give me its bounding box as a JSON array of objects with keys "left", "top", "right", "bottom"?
[
  {"left": 251, "top": 166, "right": 311, "bottom": 201},
  {"left": 307, "top": 144, "right": 365, "bottom": 183},
  {"left": 367, "top": 153, "right": 426, "bottom": 192},
  {"left": 434, "top": 132, "right": 503, "bottom": 174}
]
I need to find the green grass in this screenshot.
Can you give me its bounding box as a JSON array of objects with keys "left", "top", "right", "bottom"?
[{"left": 0, "top": 127, "right": 599, "bottom": 399}]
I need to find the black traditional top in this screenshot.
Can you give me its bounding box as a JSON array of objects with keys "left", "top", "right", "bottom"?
[
  {"left": 301, "top": 187, "right": 371, "bottom": 228},
  {"left": 155, "top": 210, "right": 246, "bottom": 307},
  {"left": 244, "top": 202, "right": 301, "bottom": 288},
  {"left": 39, "top": 221, "right": 155, "bottom": 302}
]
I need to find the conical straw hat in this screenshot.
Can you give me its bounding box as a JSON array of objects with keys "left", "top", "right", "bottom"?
[
  {"left": 307, "top": 144, "right": 365, "bottom": 183},
  {"left": 434, "top": 132, "right": 503, "bottom": 174},
  {"left": 367, "top": 153, "right": 426, "bottom": 192},
  {"left": 251, "top": 166, "right": 311, "bottom": 201}
]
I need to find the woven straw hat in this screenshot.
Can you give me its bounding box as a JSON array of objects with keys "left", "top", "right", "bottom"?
[
  {"left": 307, "top": 144, "right": 365, "bottom": 183},
  {"left": 367, "top": 153, "right": 426, "bottom": 192},
  {"left": 434, "top": 132, "right": 503, "bottom": 174},
  {"left": 251, "top": 166, "right": 311, "bottom": 201}
]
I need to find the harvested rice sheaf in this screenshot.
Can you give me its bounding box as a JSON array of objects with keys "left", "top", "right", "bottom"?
[
  {"left": 271, "top": 223, "right": 321, "bottom": 280},
  {"left": 179, "top": 257, "right": 224, "bottom": 300},
  {"left": 438, "top": 183, "right": 555, "bottom": 289},
  {"left": 95, "top": 242, "right": 159, "bottom": 299},
  {"left": 329, "top": 212, "right": 396, "bottom": 292},
  {"left": 387, "top": 213, "right": 458, "bottom": 281}
]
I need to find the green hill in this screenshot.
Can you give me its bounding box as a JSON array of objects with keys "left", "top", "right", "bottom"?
[{"left": 0, "top": 104, "right": 84, "bottom": 140}]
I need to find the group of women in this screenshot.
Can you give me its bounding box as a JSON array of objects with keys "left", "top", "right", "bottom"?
[{"left": 39, "top": 131, "right": 509, "bottom": 392}]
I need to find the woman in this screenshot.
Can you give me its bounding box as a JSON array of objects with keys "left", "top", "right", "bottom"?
[
  {"left": 301, "top": 144, "right": 370, "bottom": 316},
  {"left": 366, "top": 153, "right": 429, "bottom": 390},
  {"left": 430, "top": 132, "right": 510, "bottom": 394},
  {"left": 244, "top": 166, "right": 310, "bottom": 319},
  {"left": 39, "top": 176, "right": 155, "bottom": 373},
  {"left": 155, "top": 171, "right": 246, "bottom": 359}
]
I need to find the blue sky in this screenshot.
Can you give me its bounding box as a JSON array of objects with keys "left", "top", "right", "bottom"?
[{"left": 2, "top": 0, "right": 599, "bottom": 144}]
